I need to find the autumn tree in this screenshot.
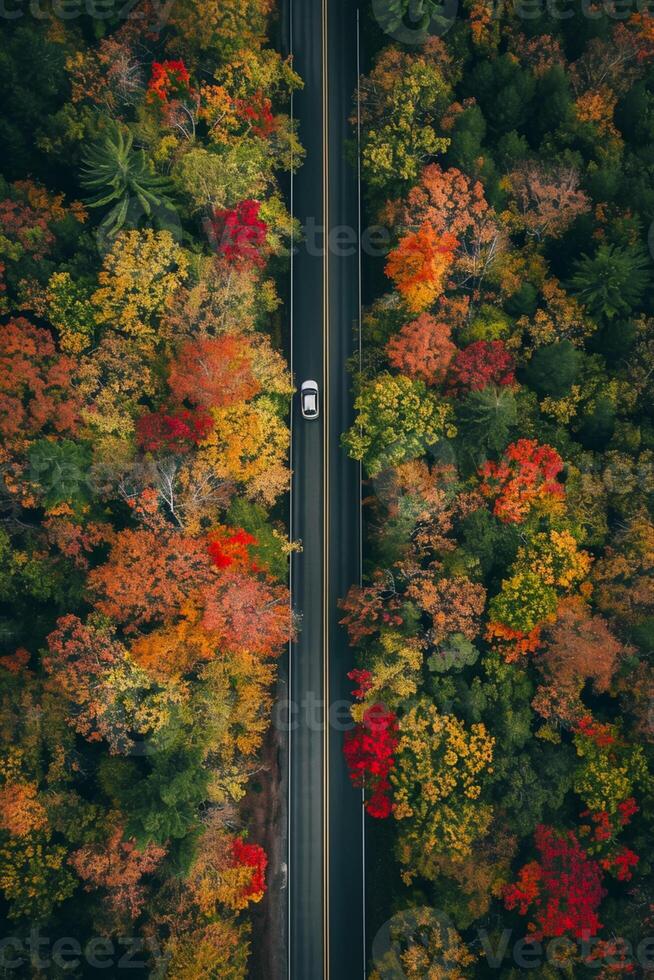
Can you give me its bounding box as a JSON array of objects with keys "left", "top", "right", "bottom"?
[
  {"left": 357, "top": 40, "right": 453, "bottom": 190},
  {"left": 503, "top": 825, "right": 606, "bottom": 940},
  {"left": 533, "top": 600, "right": 626, "bottom": 727},
  {"left": 91, "top": 229, "right": 189, "bottom": 340},
  {"left": 70, "top": 819, "right": 166, "bottom": 924},
  {"left": 386, "top": 223, "right": 457, "bottom": 313},
  {"left": 343, "top": 373, "right": 454, "bottom": 476},
  {"left": 343, "top": 704, "right": 399, "bottom": 819},
  {"left": 593, "top": 515, "right": 654, "bottom": 627},
  {"left": 405, "top": 572, "right": 486, "bottom": 646},
  {"left": 0, "top": 317, "right": 82, "bottom": 456},
  {"left": 384, "top": 162, "right": 503, "bottom": 290},
  {"left": 478, "top": 439, "right": 566, "bottom": 524},
  {"left": 503, "top": 164, "right": 591, "bottom": 240},
  {"left": 43, "top": 614, "right": 179, "bottom": 753},
  {"left": 392, "top": 700, "right": 495, "bottom": 879},
  {"left": 208, "top": 200, "right": 268, "bottom": 266},
  {"left": 369, "top": 907, "right": 474, "bottom": 980},
  {"left": 168, "top": 334, "right": 261, "bottom": 408},
  {"left": 385, "top": 313, "right": 456, "bottom": 386},
  {"left": 446, "top": 341, "right": 516, "bottom": 395}
]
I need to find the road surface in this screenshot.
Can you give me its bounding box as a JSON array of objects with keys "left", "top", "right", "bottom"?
[{"left": 283, "top": 0, "right": 364, "bottom": 976}]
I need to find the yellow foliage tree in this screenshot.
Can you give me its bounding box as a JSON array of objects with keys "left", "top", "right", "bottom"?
[{"left": 92, "top": 229, "right": 189, "bottom": 340}]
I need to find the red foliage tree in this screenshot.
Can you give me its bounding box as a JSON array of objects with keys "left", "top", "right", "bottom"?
[
  {"left": 385, "top": 313, "right": 457, "bottom": 386},
  {"left": 343, "top": 704, "right": 398, "bottom": 819},
  {"left": 348, "top": 668, "right": 373, "bottom": 700},
  {"left": 231, "top": 838, "right": 268, "bottom": 903},
  {"left": 168, "top": 334, "right": 261, "bottom": 409},
  {"left": 503, "top": 824, "right": 606, "bottom": 940},
  {"left": 207, "top": 526, "right": 259, "bottom": 571},
  {"left": 236, "top": 91, "right": 277, "bottom": 137},
  {"left": 446, "top": 340, "right": 516, "bottom": 395},
  {"left": 135, "top": 406, "right": 213, "bottom": 454},
  {"left": 600, "top": 846, "right": 639, "bottom": 882},
  {"left": 148, "top": 60, "right": 192, "bottom": 102},
  {"left": 479, "top": 439, "right": 565, "bottom": 523},
  {"left": 208, "top": 200, "right": 268, "bottom": 266}
]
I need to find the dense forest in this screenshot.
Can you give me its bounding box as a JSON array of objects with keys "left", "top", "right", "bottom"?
[
  {"left": 342, "top": 2, "right": 654, "bottom": 976},
  {"left": 0, "top": 0, "right": 298, "bottom": 975}
]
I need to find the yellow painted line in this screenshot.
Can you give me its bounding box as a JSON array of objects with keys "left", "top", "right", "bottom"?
[{"left": 322, "top": 0, "right": 330, "bottom": 974}]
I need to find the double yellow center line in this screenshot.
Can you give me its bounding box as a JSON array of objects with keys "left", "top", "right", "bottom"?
[{"left": 321, "top": 0, "right": 330, "bottom": 976}]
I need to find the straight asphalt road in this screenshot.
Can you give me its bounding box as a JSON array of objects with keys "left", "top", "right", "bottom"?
[{"left": 282, "top": 0, "right": 364, "bottom": 976}]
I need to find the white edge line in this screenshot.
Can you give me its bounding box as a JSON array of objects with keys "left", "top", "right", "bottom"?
[{"left": 287, "top": 0, "right": 294, "bottom": 977}]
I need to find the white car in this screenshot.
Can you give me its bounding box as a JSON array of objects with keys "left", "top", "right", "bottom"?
[{"left": 300, "top": 380, "right": 319, "bottom": 420}]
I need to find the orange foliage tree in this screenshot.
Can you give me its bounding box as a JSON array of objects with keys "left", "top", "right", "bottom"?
[
  {"left": 386, "top": 224, "right": 458, "bottom": 313},
  {"left": 385, "top": 313, "right": 457, "bottom": 386}
]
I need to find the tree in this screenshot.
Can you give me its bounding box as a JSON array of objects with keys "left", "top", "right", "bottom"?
[
  {"left": 70, "top": 820, "right": 166, "bottom": 923},
  {"left": 478, "top": 439, "right": 566, "bottom": 524},
  {"left": 446, "top": 341, "right": 516, "bottom": 395},
  {"left": 369, "top": 907, "right": 474, "bottom": 980},
  {"left": 147, "top": 60, "right": 193, "bottom": 103},
  {"left": 405, "top": 573, "right": 486, "bottom": 645},
  {"left": 168, "top": 335, "right": 261, "bottom": 409},
  {"left": 81, "top": 121, "right": 176, "bottom": 238},
  {"left": 43, "top": 614, "right": 178, "bottom": 753},
  {"left": 201, "top": 569, "right": 291, "bottom": 658},
  {"left": 392, "top": 700, "right": 494, "bottom": 878},
  {"left": 523, "top": 341, "right": 581, "bottom": 399},
  {"left": 384, "top": 162, "right": 503, "bottom": 290},
  {"left": 593, "top": 516, "right": 654, "bottom": 627},
  {"left": 167, "top": 0, "right": 273, "bottom": 59},
  {"left": 352, "top": 631, "right": 423, "bottom": 709},
  {"left": 164, "top": 920, "right": 251, "bottom": 980},
  {"left": 208, "top": 200, "right": 268, "bottom": 267},
  {"left": 503, "top": 825, "right": 606, "bottom": 941},
  {"left": 0, "top": 833, "right": 76, "bottom": 921},
  {"left": 342, "top": 373, "right": 454, "bottom": 476},
  {"left": 88, "top": 522, "right": 215, "bottom": 632},
  {"left": 193, "top": 399, "right": 289, "bottom": 506},
  {"left": 0, "top": 317, "right": 82, "bottom": 456},
  {"left": 573, "top": 718, "right": 648, "bottom": 817},
  {"left": 533, "top": 599, "right": 626, "bottom": 727},
  {"left": 28, "top": 438, "right": 92, "bottom": 512},
  {"left": 385, "top": 313, "right": 456, "bottom": 386},
  {"left": 357, "top": 40, "right": 453, "bottom": 190},
  {"left": 455, "top": 387, "right": 518, "bottom": 457},
  {"left": 182, "top": 813, "right": 267, "bottom": 917},
  {"left": 504, "top": 164, "right": 590, "bottom": 240},
  {"left": 46, "top": 272, "right": 96, "bottom": 354},
  {"left": 91, "top": 229, "right": 189, "bottom": 340},
  {"left": 338, "top": 578, "right": 404, "bottom": 647},
  {"left": 136, "top": 406, "right": 214, "bottom": 454},
  {"left": 568, "top": 244, "right": 651, "bottom": 320},
  {"left": 108, "top": 741, "right": 210, "bottom": 847},
  {"left": 386, "top": 223, "right": 458, "bottom": 313},
  {"left": 343, "top": 704, "right": 398, "bottom": 819}
]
